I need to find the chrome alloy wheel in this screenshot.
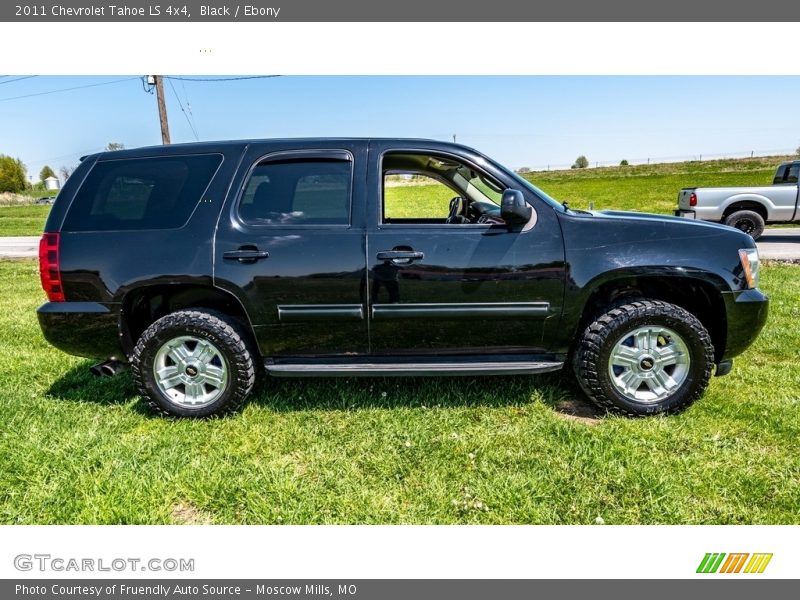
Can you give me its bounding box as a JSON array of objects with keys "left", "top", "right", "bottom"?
[
  {"left": 607, "top": 325, "right": 690, "bottom": 403},
  {"left": 153, "top": 335, "right": 228, "bottom": 407}
]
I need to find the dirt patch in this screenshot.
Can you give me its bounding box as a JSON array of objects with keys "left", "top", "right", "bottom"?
[
  {"left": 170, "top": 501, "right": 213, "bottom": 524},
  {"left": 554, "top": 398, "right": 603, "bottom": 425}
]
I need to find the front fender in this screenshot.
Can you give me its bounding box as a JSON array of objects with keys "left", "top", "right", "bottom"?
[{"left": 553, "top": 211, "right": 752, "bottom": 353}]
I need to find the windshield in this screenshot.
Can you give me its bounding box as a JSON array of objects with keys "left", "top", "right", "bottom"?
[
  {"left": 479, "top": 153, "right": 567, "bottom": 212},
  {"left": 451, "top": 164, "right": 503, "bottom": 205}
]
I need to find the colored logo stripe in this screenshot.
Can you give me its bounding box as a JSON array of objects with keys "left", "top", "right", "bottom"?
[
  {"left": 744, "top": 553, "right": 773, "bottom": 573},
  {"left": 696, "top": 553, "right": 772, "bottom": 574},
  {"left": 697, "top": 553, "right": 726, "bottom": 573},
  {"left": 719, "top": 553, "right": 749, "bottom": 573}
]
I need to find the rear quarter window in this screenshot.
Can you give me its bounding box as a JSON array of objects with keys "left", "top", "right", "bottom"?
[{"left": 62, "top": 154, "right": 222, "bottom": 231}]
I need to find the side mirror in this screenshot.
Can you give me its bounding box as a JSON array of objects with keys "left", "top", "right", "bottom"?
[{"left": 501, "top": 189, "right": 532, "bottom": 225}]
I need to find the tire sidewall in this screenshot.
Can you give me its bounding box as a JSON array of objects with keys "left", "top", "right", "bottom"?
[
  {"left": 724, "top": 210, "right": 765, "bottom": 240},
  {"left": 597, "top": 311, "right": 709, "bottom": 415},
  {"left": 133, "top": 313, "right": 252, "bottom": 418},
  {"left": 577, "top": 302, "right": 713, "bottom": 416}
]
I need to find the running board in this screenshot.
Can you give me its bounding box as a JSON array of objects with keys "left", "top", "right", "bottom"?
[{"left": 265, "top": 360, "right": 564, "bottom": 377}]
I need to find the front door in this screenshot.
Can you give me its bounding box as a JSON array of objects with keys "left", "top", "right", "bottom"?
[
  {"left": 214, "top": 142, "right": 368, "bottom": 357},
  {"left": 365, "top": 142, "right": 566, "bottom": 356}
]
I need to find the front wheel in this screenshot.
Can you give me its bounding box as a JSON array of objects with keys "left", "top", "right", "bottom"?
[
  {"left": 131, "top": 310, "right": 257, "bottom": 418},
  {"left": 573, "top": 300, "right": 714, "bottom": 416}
]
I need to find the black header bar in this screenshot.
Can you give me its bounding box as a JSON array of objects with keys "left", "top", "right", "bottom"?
[{"left": 4, "top": 0, "right": 800, "bottom": 22}]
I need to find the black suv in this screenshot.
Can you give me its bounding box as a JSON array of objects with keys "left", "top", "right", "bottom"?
[{"left": 37, "top": 139, "right": 768, "bottom": 418}]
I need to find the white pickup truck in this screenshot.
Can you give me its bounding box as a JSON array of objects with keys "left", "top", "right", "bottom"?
[{"left": 675, "top": 160, "right": 800, "bottom": 239}]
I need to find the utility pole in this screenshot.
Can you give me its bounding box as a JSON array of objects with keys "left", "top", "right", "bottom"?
[{"left": 149, "top": 75, "right": 171, "bottom": 144}]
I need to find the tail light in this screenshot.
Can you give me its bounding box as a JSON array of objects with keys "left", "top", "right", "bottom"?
[
  {"left": 39, "top": 232, "right": 65, "bottom": 302},
  {"left": 689, "top": 192, "right": 697, "bottom": 207}
]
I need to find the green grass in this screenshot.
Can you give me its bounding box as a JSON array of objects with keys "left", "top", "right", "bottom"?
[
  {"left": 525, "top": 155, "right": 790, "bottom": 214},
  {"left": 385, "top": 183, "right": 454, "bottom": 219},
  {"left": 0, "top": 205, "right": 50, "bottom": 236},
  {"left": 1, "top": 259, "right": 798, "bottom": 524},
  {"left": 382, "top": 155, "right": 793, "bottom": 219}
]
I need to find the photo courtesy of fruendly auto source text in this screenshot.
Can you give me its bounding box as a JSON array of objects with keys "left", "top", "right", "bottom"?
[{"left": 0, "top": 1, "right": 798, "bottom": 596}]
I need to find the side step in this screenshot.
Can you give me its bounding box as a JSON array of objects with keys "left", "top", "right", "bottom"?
[{"left": 265, "top": 360, "right": 563, "bottom": 377}]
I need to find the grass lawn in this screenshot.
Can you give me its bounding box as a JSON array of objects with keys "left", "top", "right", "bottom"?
[
  {"left": 0, "top": 205, "right": 50, "bottom": 237},
  {"left": 382, "top": 155, "right": 791, "bottom": 219},
  {"left": 526, "top": 155, "right": 787, "bottom": 214},
  {"left": 0, "top": 259, "right": 798, "bottom": 524}
]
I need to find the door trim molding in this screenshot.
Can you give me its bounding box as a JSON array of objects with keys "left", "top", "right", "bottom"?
[
  {"left": 278, "top": 304, "right": 364, "bottom": 322},
  {"left": 371, "top": 302, "right": 549, "bottom": 319}
]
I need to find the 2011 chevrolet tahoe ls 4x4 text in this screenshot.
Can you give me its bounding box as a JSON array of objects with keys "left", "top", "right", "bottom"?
[{"left": 37, "top": 139, "right": 768, "bottom": 417}]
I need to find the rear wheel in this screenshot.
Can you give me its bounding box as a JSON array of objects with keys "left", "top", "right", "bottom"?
[
  {"left": 573, "top": 300, "right": 714, "bottom": 416},
  {"left": 724, "top": 209, "right": 765, "bottom": 240},
  {"left": 131, "top": 310, "right": 256, "bottom": 418}
]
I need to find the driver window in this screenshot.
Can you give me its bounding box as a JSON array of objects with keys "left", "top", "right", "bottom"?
[
  {"left": 382, "top": 152, "right": 505, "bottom": 225},
  {"left": 384, "top": 172, "right": 458, "bottom": 222}
]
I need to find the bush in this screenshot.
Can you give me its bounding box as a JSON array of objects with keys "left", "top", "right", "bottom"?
[
  {"left": 620, "top": 159, "right": 629, "bottom": 166},
  {"left": 572, "top": 155, "right": 589, "bottom": 169},
  {"left": 0, "top": 155, "right": 27, "bottom": 193}
]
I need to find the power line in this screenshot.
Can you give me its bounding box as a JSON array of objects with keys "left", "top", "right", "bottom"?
[
  {"left": 180, "top": 78, "right": 200, "bottom": 140},
  {"left": 0, "top": 75, "right": 38, "bottom": 85},
  {"left": 0, "top": 77, "right": 138, "bottom": 103},
  {"left": 167, "top": 77, "right": 200, "bottom": 141},
  {"left": 163, "top": 75, "right": 281, "bottom": 82},
  {"left": 30, "top": 148, "right": 102, "bottom": 165}
]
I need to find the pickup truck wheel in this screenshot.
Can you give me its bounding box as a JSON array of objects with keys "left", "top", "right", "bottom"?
[
  {"left": 574, "top": 300, "right": 714, "bottom": 416},
  {"left": 131, "top": 310, "right": 256, "bottom": 418},
  {"left": 724, "top": 210, "right": 765, "bottom": 240}
]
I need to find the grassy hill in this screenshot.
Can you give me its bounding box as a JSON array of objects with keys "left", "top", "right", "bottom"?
[{"left": 522, "top": 154, "right": 794, "bottom": 214}]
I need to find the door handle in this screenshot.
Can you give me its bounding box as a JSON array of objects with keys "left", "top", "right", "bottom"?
[
  {"left": 223, "top": 248, "right": 270, "bottom": 263},
  {"left": 376, "top": 250, "right": 424, "bottom": 264}
]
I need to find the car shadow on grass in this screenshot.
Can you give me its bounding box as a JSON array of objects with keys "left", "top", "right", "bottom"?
[
  {"left": 46, "top": 362, "right": 140, "bottom": 407},
  {"left": 248, "top": 371, "right": 604, "bottom": 422},
  {"left": 47, "top": 361, "right": 604, "bottom": 423}
]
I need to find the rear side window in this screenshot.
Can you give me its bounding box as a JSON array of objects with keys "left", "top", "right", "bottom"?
[
  {"left": 773, "top": 163, "right": 799, "bottom": 185},
  {"left": 238, "top": 158, "right": 352, "bottom": 225},
  {"left": 786, "top": 163, "right": 799, "bottom": 184},
  {"left": 62, "top": 154, "right": 222, "bottom": 231}
]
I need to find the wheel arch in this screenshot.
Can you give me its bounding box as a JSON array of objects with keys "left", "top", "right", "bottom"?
[
  {"left": 571, "top": 271, "right": 728, "bottom": 363},
  {"left": 120, "top": 283, "right": 257, "bottom": 358},
  {"left": 721, "top": 198, "right": 770, "bottom": 221}
]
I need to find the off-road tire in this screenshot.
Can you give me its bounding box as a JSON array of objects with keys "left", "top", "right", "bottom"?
[
  {"left": 573, "top": 300, "right": 714, "bottom": 416},
  {"left": 131, "top": 310, "right": 257, "bottom": 418},
  {"left": 724, "top": 209, "right": 765, "bottom": 240}
]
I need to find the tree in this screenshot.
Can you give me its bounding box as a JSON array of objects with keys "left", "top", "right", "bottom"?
[
  {"left": 59, "top": 165, "right": 73, "bottom": 184},
  {"left": 105, "top": 142, "right": 125, "bottom": 151},
  {"left": 40, "top": 165, "right": 56, "bottom": 181},
  {"left": 571, "top": 155, "right": 589, "bottom": 169},
  {"left": 796, "top": 145, "right": 800, "bottom": 157},
  {"left": 0, "top": 155, "right": 28, "bottom": 193},
  {"left": 517, "top": 167, "right": 531, "bottom": 174},
  {"left": 619, "top": 159, "right": 629, "bottom": 166}
]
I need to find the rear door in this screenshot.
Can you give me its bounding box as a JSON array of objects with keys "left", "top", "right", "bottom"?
[{"left": 214, "top": 142, "right": 368, "bottom": 357}]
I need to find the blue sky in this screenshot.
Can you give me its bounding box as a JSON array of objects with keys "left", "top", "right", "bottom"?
[{"left": 2, "top": 75, "right": 799, "bottom": 180}]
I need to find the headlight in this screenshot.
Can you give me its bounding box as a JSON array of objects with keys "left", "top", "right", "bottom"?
[{"left": 738, "top": 248, "right": 760, "bottom": 289}]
